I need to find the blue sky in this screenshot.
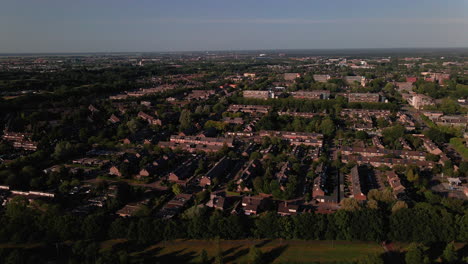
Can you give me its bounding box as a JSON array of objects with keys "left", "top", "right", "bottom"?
[{"left": 1, "top": 0, "right": 467, "bottom": 53}]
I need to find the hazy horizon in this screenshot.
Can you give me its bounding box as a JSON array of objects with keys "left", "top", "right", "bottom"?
[{"left": 2, "top": 0, "right": 468, "bottom": 53}]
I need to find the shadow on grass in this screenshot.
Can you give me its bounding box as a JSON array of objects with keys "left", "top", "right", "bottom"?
[
  {"left": 426, "top": 242, "right": 446, "bottom": 260},
  {"left": 382, "top": 251, "right": 405, "bottom": 264},
  {"left": 111, "top": 240, "right": 145, "bottom": 253},
  {"left": 263, "top": 245, "right": 289, "bottom": 263},
  {"left": 458, "top": 244, "right": 468, "bottom": 261},
  {"left": 222, "top": 245, "right": 242, "bottom": 257},
  {"left": 151, "top": 248, "right": 198, "bottom": 264},
  {"left": 223, "top": 248, "right": 250, "bottom": 263},
  {"left": 256, "top": 239, "right": 272, "bottom": 248}
]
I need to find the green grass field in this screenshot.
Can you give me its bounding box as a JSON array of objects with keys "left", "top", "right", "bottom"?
[{"left": 128, "top": 239, "right": 384, "bottom": 263}]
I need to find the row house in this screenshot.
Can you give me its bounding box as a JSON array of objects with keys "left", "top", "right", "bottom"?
[
  {"left": 277, "top": 111, "right": 322, "bottom": 119},
  {"left": 205, "top": 191, "right": 232, "bottom": 211},
  {"left": 372, "top": 136, "right": 385, "bottom": 149},
  {"left": 226, "top": 131, "right": 254, "bottom": 137},
  {"left": 227, "top": 104, "right": 271, "bottom": 114},
  {"left": 342, "top": 155, "right": 435, "bottom": 169},
  {"left": 112, "top": 102, "right": 137, "bottom": 114},
  {"left": 241, "top": 195, "right": 268, "bottom": 215},
  {"left": 289, "top": 138, "right": 323, "bottom": 147},
  {"left": 348, "top": 166, "right": 367, "bottom": 201},
  {"left": 116, "top": 203, "right": 142, "bottom": 217},
  {"left": 433, "top": 115, "right": 468, "bottom": 129},
  {"left": 243, "top": 90, "right": 272, "bottom": 100},
  {"left": 259, "top": 131, "right": 323, "bottom": 141},
  {"left": 259, "top": 131, "right": 324, "bottom": 147},
  {"left": 109, "top": 94, "right": 129, "bottom": 100},
  {"left": 223, "top": 117, "right": 244, "bottom": 125},
  {"left": 343, "top": 76, "right": 366, "bottom": 86},
  {"left": 395, "top": 82, "right": 413, "bottom": 93},
  {"left": 2, "top": 131, "right": 33, "bottom": 141},
  {"left": 137, "top": 155, "right": 172, "bottom": 180},
  {"left": 235, "top": 159, "right": 262, "bottom": 192},
  {"left": 347, "top": 93, "right": 380, "bottom": 103},
  {"left": 159, "top": 141, "right": 226, "bottom": 153},
  {"left": 185, "top": 89, "right": 215, "bottom": 100},
  {"left": 243, "top": 73, "right": 256, "bottom": 79},
  {"left": 168, "top": 157, "right": 199, "bottom": 187},
  {"left": 111, "top": 85, "right": 177, "bottom": 100},
  {"left": 417, "top": 135, "right": 450, "bottom": 165},
  {"left": 277, "top": 201, "right": 299, "bottom": 216},
  {"left": 136, "top": 164, "right": 158, "bottom": 179},
  {"left": 72, "top": 158, "right": 109, "bottom": 167},
  {"left": 308, "top": 147, "right": 321, "bottom": 161},
  {"left": 313, "top": 74, "right": 331, "bottom": 83},
  {"left": 88, "top": 104, "right": 99, "bottom": 113},
  {"left": 422, "top": 111, "right": 444, "bottom": 119},
  {"left": 399, "top": 138, "right": 412, "bottom": 150},
  {"left": 290, "top": 90, "right": 330, "bottom": 100},
  {"left": 421, "top": 72, "right": 450, "bottom": 85},
  {"left": 140, "top": 101, "right": 152, "bottom": 107},
  {"left": 312, "top": 163, "right": 327, "bottom": 200},
  {"left": 199, "top": 156, "right": 234, "bottom": 187},
  {"left": 157, "top": 193, "right": 193, "bottom": 219},
  {"left": 108, "top": 114, "right": 121, "bottom": 124},
  {"left": 386, "top": 171, "right": 405, "bottom": 197},
  {"left": 276, "top": 162, "right": 292, "bottom": 190},
  {"left": 422, "top": 137, "right": 443, "bottom": 155},
  {"left": 340, "top": 109, "right": 391, "bottom": 118},
  {"left": 354, "top": 121, "right": 373, "bottom": 131},
  {"left": 12, "top": 140, "right": 38, "bottom": 151},
  {"left": 243, "top": 117, "right": 260, "bottom": 132},
  {"left": 168, "top": 135, "right": 234, "bottom": 148},
  {"left": 137, "top": 111, "right": 162, "bottom": 126},
  {"left": 284, "top": 73, "right": 301, "bottom": 81},
  {"left": 398, "top": 113, "right": 416, "bottom": 130},
  {"left": 340, "top": 147, "right": 426, "bottom": 161}
]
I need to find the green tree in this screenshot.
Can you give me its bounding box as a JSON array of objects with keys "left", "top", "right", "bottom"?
[
  {"left": 391, "top": 201, "right": 408, "bottom": 214},
  {"left": 320, "top": 119, "right": 335, "bottom": 137},
  {"left": 52, "top": 141, "right": 75, "bottom": 161},
  {"left": 179, "top": 109, "right": 193, "bottom": 131},
  {"left": 199, "top": 249, "right": 209, "bottom": 264},
  {"left": 6, "top": 250, "right": 24, "bottom": 264},
  {"left": 358, "top": 254, "right": 384, "bottom": 264},
  {"left": 172, "top": 184, "right": 182, "bottom": 195},
  {"left": 214, "top": 243, "right": 224, "bottom": 264},
  {"left": 443, "top": 160, "right": 454, "bottom": 177},
  {"left": 376, "top": 117, "right": 390, "bottom": 128},
  {"left": 126, "top": 119, "right": 142, "bottom": 134},
  {"left": 406, "top": 169, "right": 419, "bottom": 183},
  {"left": 250, "top": 152, "right": 262, "bottom": 160},
  {"left": 340, "top": 198, "right": 361, "bottom": 211},
  {"left": 356, "top": 131, "right": 368, "bottom": 140},
  {"left": 440, "top": 99, "right": 460, "bottom": 115},
  {"left": 442, "top": 242, "right": 458, "bottom": 263},
  {"left": 405, "top": 243, "right": 428, "bottom": 264},
  {"left": 247, "top": 246, "right": 263, "bottom": 264},
  {"left": 253, "top": 177, "right": 264, "bottom": 193}
]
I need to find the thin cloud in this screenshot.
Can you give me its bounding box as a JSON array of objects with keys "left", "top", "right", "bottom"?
[{"left": 156, "top": 17, "right": 468, "bottom": 25}]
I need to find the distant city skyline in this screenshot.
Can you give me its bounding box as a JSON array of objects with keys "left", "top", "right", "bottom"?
[{"left": 1, "top": 0, "right": 468, "bottom": 53}]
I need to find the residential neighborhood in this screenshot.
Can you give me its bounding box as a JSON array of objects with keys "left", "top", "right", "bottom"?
[{"left": 0, "top": 48, "right": 467, "bottom": 263}]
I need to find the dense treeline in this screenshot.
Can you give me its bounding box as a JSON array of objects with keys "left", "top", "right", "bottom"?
[
  {"left": 1, "top": 197, "right": 466, "bottom": 246},
  {"left": 229, "top": 96, "right": 399, "bottom": 114},
  {"left": 0, "top": 196, "right": 466, "bottom": 263}
]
